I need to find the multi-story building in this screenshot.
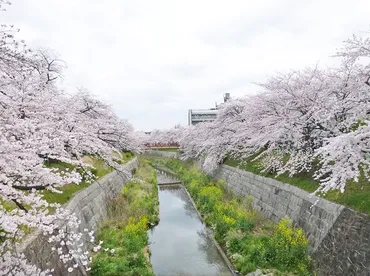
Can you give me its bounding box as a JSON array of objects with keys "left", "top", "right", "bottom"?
[
  {"left": 188, "top": 93, "right": 230, "bottom": 125},
  {"left": 188, "top": 108, "right": 218, "bottom": 125}
]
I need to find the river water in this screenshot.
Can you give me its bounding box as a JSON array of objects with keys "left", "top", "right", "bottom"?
[{"left": 148, "top": 184, "right": 233, "bottom": 276}]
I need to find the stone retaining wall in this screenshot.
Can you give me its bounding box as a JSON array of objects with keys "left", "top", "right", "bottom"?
[
  {"left": 312, "top": 208, "right": 370, "bottom": 275},
  {"left": 21, "top": 157, "right": 139, "bottom": 276},
  {"left": 212, "top": 164, "right": 370, "bottom": 275}
]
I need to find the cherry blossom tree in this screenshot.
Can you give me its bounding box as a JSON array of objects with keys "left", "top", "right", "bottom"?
[
  {"left": 0, "top": 2, "right": 139, "bottom": 274},
  {"left": 178, "top": 30, "right": 370, "bottom": 193},
  {"left": 312, "top": 35, "right": 370, "bottom": 192},
  {"left": 145, "top": 127, "right": 183, "bottom": 147}
]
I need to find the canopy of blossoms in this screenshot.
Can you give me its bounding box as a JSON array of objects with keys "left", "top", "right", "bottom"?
[
  {"left": 0, "top": 1, "right": 139, "bottom": 274},
  {"left": 171, "top": 32, "right": 370, "bottom": 194}
]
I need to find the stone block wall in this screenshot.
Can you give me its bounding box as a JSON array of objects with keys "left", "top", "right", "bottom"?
[
  {"left": 21, "top": 157, "right": 139, "bottom": 276},
  {"left": 67, "top": 157, "right": 138, "bottom": 233},
  {"left": 212, "top": 165, "right": 343, "bottom": 251},
  {"left": 212, "top": 164, "right": 370, "bottom": 275},
  {"left": 312, "top": 208, "right": 370, "bottom": 275}
]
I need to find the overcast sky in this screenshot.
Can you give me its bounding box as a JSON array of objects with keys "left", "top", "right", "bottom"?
[{"left": 1, "top": 0, "right": 370, "bottom": 131}]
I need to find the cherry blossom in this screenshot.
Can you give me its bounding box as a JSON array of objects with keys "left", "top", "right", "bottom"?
[
  {"left": 178, "top": 31, "right": 370, "bottom": 193},
  {"left": 0, "top": 2, "right": 139, "bottom": 274}
]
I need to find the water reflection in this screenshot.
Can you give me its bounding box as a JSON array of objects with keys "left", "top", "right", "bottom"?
[
  {"left": 148, "top": 185, "right": 232, "bottom": 276},
  {"left": 159, "top": 185, "right": 199, "bottom": 220}
]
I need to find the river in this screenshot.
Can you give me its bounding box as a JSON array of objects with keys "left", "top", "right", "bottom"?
[{"left": 148, "top": 184, "right": 233, "bottom": 276}]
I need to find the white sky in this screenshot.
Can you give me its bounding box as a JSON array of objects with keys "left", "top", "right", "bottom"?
[{"left": 1, "top": 0, "right": 370, "bottom": 131}]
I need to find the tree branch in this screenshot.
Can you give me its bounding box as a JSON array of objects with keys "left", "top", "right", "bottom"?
[
  {"left": 11, "top": 199, "right": 28, "bottom": 212},
  {"left": 12, "top": 184, "right": 49, "bottom": 191}
]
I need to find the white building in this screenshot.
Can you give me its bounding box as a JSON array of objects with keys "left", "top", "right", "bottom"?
[
  {"left": 188, "top": 109, "right": 218, "bottom": 125},
  {"left": 188, "top": 93, "right": 230, "bottom": 125}
]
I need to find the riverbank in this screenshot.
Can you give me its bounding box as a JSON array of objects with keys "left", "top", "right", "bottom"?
[{"left": 91, "top": 158, "right": 159, "bottom": 276}]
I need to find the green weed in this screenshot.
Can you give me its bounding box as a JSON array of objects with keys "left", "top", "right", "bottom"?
[{"left": 91, "top": 160, "right": 159, "bottom": 276}]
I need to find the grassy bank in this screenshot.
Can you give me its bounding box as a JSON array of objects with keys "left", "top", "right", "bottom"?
[
  {"left": 91, "top": 158, "right": 159, "bottom": 276},
  {"left": 43, "top": 152, "right": 135, "bottom": 205},
  {"left": 2, "top": 153, "right": 135, "bottom": 213},
  {"left": 224, "top": 157, "right": 370, "bottom": 215},
  {"left": 149, "top": 157, "right": 311, "bottom": 276}
]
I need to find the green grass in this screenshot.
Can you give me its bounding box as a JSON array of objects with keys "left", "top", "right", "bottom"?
[
  {"left": 42, "top": 154, "right": 135, "bottom": 205},
  {"left": 0, "top": 199, "right": 18, "bottom": 211},
  {"left": 115, "top": 151, "right": 136, "bottom": 165},
  {"left": 224, "top": 157, "right": 370, "bottom": 215},
  {"left": 152, "top": 148, "right": 179, "bottom": 152},
  {"left": 324, "top": 175, "right": 370, "bottom": 214},
  {"left": 91, "top": 158, "right": 158, "bottom": 276},
  {"left": 42, "top": 182, "right": 92, "bottom": 205},
  {"left": 149, "top": 157, "right": 312, "bottom": 275}
]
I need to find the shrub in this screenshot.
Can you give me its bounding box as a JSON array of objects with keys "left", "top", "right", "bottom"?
[
  {"left": 229, "top": 218, "right": 310, "bottom": 275},
  {"left": 197, "top": 186, "right": 223, "bottom": 213},
  {"left": 265, "top": 218, "right": 310, "bottom": 273},
  {"left": 91, "top": 216, "right": 154, "bottom": 276}
]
